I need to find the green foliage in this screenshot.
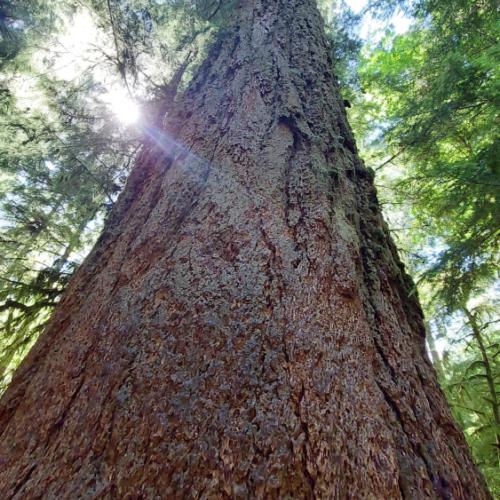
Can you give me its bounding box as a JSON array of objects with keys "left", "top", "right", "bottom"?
[
  {"left": 358, "top": 0, "right": 499, "bottom": 308},
  {"left": 320, "top": 0, "right": 363, "bottom": 95},
  {"left": 0, "top": 1, "right": 57, "bottom": 67},
  {"left": 441, "top": 303, "right": 500, "bottom": 496},
  {"left": 0, "top": 74, "right": 140, "bottom": 388}
]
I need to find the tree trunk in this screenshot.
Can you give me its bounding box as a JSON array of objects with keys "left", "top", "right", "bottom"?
[
  {"left": 425, "top": 324, "right": 444, "bottom": 378},
  {"left": 0, "top": 1, "right": 489, "bottom": 498}
]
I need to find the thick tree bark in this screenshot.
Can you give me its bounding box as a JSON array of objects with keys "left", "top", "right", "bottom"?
[{"left": 0, "top": 0, "right": 489, "bottom": 498}]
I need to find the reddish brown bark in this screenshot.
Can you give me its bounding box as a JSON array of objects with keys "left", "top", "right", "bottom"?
[{"left": 0, "top": 0, "right": 490, "bottom": 498}]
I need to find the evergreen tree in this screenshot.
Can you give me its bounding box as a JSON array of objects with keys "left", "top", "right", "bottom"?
[{"left": 0, "top": 1, "right": 489, "bottom": 497}]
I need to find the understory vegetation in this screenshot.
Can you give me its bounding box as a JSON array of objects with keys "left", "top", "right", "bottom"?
[{"left": 0, "top": 0, "right": 498, "bottom": 493}]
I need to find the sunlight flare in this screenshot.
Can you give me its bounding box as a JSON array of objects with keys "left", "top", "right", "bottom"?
[{"left": 104, "top": 88, "right": 140, "bottom": 125}]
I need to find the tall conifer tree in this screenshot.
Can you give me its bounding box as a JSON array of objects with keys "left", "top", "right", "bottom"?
[{"left": 0, "top": 1, "right": 489, "bottom": 497}]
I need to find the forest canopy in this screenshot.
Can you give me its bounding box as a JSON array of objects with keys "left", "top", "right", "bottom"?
[{"left": 0, "top": 0, "right": 498, "bottom": 493}]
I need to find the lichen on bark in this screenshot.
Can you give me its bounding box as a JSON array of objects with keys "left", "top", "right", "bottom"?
[{"left": 0, "top": 0, "right": 490, "bottom": 498}]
